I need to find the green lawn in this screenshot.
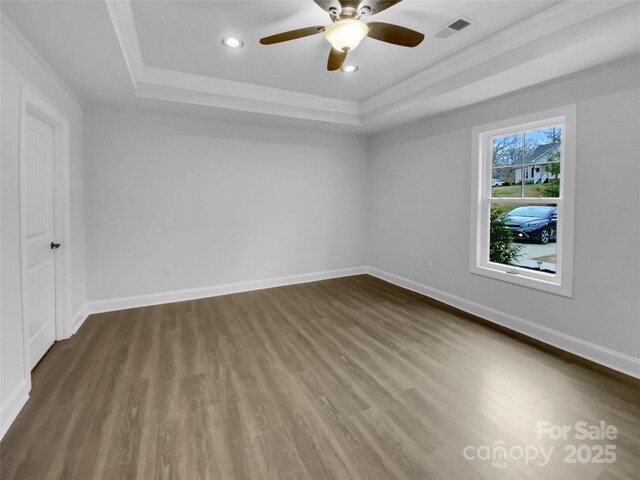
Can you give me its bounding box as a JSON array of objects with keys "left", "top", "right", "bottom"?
[{"left": 492, "top": 182, "right": 559, "bottom": 199}]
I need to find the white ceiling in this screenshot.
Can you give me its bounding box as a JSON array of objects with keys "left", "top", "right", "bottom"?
[
  {"left": 1, "top": 0, "right": 136, "bottom": 105},
  {"left": 131, "top": 0, "right": 554, "bottom": 102},
  {"left": 2, "top": 0, "right": 639, "bottom": 132}
]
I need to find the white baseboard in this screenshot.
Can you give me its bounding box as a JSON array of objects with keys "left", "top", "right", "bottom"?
[
  {"left": 82, "top": 264, "right": 639, "bottom": 378},
  {"left": 71, "top": 304, "right": 90, "bottom": 335},
  {"left": 1, "top": 378, "right": 29, "bottom": 440},
  {"left": 0, "top": 305, "right": 89, "bottom": 440},
  {"left": 3, "top": 266, "right": 633, "bottom": 440},
  {"left": 88, "top": 266, "right": 368, "bottom": 314},
  {"left": 367, "top": 267, "right": 640, "bottom": 379}
]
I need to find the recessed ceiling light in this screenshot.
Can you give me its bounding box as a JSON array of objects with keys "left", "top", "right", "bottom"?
[
  {"left": 341, "top": 65, "right": 359, "bottom": 73},
  {"left": 222, "top": 37, "right": 244, "bottom": 48}
]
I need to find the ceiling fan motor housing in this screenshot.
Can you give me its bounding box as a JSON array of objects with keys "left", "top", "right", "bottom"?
[{"left": 339, "top": 6, "right": 358, "bottom": 18}]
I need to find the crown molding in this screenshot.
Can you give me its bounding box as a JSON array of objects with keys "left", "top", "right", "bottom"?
[
  {"left": 136, "top": 66, "right": 362, "bottom": 125},
  {"left": 105, "top": 0, "right": 362, "bottom": 125},
  {"left": 363, "top": 1, "right": 640, "bottom": 131},
  {"left": 361, "top": 0, "right": 628, "bottom": 115},
  {"left": 104, "top": 0, "right": 144, "bottom": 90},
  {"left": 105, "top": 0, "right": 636, "bottom": 128},
  {"left": 1, "top": 13, "right": 85, "bottom": 107}
]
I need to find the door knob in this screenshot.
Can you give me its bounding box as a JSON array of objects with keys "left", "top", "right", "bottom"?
[{"left": 50, "top": 242, "right": 61, "bottom": 250}]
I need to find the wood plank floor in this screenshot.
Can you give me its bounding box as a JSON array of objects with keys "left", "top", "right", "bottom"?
[{"left": 2, "top": 275, "right": 639, "bottom": 479}]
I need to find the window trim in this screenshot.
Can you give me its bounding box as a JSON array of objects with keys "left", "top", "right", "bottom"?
[{"left": 470, "top": 105, "right": 576, "bottom": 297}]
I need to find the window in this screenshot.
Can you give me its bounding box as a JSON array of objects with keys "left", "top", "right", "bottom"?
[{"left": 470, "top": 106, "right": 576, "bottom": 297}]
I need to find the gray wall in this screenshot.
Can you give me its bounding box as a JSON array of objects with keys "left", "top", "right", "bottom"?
[
  {"left": 84, "top": 108, "right": 369, "bottom": 301},
  {"left": 368, "top": 59, "right": 640, "bottom": 363}
]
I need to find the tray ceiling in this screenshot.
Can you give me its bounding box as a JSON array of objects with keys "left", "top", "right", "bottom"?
[
  {"left": 2, "top": 0, "right": 639, "bottom": 132},
  {"left": 131, "top": 0, "right": 552, "bottom": 102}
]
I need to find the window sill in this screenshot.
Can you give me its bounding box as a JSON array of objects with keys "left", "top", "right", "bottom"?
[{"left": 470, "top": 263, "right": 572, "bottom": 297}]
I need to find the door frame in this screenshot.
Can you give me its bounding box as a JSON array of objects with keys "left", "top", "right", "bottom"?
[{"left": 19, "top": 85, "right": 72, "bottom": 381}]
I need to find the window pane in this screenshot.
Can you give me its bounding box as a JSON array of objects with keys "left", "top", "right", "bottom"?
[
  {"left": 523, "top": 126, "right": 561, "bottom": 198},
  {"left": 522, "top": 162, "right": 561, "bottom": 198},
  {"left": 492, "top": 133, "right": 523, "bottom": 168},
  {"left": 491, "top": 167, "right": 522, "bottom": 197},
  {"left": 489, "top": 203, "right": 557, "bottom": 274}
]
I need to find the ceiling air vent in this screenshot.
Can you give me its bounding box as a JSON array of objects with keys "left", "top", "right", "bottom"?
[{"left": 435, "top": 18, "right": 472, "bottom": 39}]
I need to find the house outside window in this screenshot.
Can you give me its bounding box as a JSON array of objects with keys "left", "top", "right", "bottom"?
[{"left": 470, "top": 106, "right": 576, "bottom": 297}]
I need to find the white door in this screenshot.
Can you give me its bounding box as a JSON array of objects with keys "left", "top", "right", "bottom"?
[{"left": 24, "top": 112, "right": 58, "bottom": 369}]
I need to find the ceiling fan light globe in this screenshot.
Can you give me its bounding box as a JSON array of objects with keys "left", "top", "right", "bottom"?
[{"left": 324, "top": 19, "right": 369, "bottom": 52}]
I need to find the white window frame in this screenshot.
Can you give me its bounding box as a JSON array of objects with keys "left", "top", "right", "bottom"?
[{"left": 470, "top": 105, "right": 576, "bottom": 297}]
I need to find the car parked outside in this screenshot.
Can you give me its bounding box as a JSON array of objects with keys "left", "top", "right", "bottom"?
[{"left": 504, "top": 205, "right": 557, "bottom": 244}]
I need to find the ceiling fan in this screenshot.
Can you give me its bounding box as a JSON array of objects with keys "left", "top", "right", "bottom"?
[{"left": 259, "top": 0, "right": 425, "bottom": 71}]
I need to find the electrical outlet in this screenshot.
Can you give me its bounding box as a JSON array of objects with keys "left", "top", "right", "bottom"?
[
  {"left": 164, "top": 265, "right": 174, "bottom": 276},
  {"left": 321, "top": 249, "right": 328, "bottom": 261},
  {"left": 426, "top": 260, "right": 434, "bottom": 273},
  {"left": 164, "top": 217, "right": 173, "bottom": 228}
]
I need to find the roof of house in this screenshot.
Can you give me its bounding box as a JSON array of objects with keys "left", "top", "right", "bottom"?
[{"left": 524, "top": 143, "right": 560, "bottom": 165}]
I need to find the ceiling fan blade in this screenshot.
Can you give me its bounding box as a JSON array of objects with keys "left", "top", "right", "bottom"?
[
  {"left": 366, "top": 22, "right": 424, "bottom": 47},
  {"left": 327, "top": 48, "right": 347, "bottom": 71},
  {"left": 260, "top": 26, "right": 325, "bottom": 45},
  {"left": 363, "top": 0, "right": 403, "bottom": 16}
]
